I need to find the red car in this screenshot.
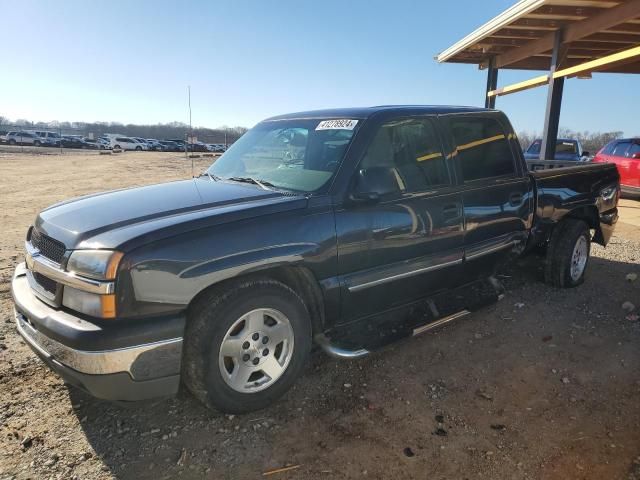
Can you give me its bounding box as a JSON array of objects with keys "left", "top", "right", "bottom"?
[{"left": 593, "top": 138, "right": 640, "bottom": 198}]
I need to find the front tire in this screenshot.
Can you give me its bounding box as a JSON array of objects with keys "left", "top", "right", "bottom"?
[
  {"left": 183, "top": 278, "right": 312, "bottom": 413},
  {"left": 544, "top": 219, "right": 590, "bottom": 288}
]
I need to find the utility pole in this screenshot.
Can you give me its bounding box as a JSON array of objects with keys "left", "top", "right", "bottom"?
[{"left": 188, "top": 85, "right": 193, "bottom": 176}]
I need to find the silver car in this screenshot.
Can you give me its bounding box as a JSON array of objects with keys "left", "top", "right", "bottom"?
[{"left": 6, "top": 131, "right": 43, "bottom": 146}]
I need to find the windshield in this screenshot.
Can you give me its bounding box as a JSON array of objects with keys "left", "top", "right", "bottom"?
[{"left": 207, "top": 119, "right": 359, "bottom": 192}]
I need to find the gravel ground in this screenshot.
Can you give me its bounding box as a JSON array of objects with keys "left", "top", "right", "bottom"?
[{"left": 1, "top": 151, "right": 639, "bottom": 480}]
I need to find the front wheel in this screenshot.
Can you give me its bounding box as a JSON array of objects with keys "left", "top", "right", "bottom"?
[
  {"left": 135, "top": 146, "right": 142, "bottom": 151},
  {"left": 183, "top": 278, "right": 312, "bottom": 413},
  {"left": 544, "top": 219, "right": 590, "bottom": 288}
]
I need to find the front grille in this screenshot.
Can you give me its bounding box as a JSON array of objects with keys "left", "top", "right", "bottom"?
[
  {"left": 32, "top": 272, "right": 58, "bottom": 295},
  {"left": 30, "top": 228, "right": 66, "bottom": 264}
]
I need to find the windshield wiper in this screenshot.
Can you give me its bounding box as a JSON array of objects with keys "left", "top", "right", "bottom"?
[{"left": 227, "top": 176, "right": 275, "bottom": 191}]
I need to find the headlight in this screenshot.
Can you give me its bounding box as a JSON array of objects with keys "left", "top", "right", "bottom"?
[
  {"left": 62, "top": 286, "right": 116, "bottom": 318},
  {"left": 67, "top": 250, "right": 123, "bottom": 280},
  {"left": 64, "top": 250, "right": 123, "bottom": 318}
]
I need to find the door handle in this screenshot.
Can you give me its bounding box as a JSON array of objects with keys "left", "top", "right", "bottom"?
[
  {"left": 442, "top": 204, "right": 460, "bottom": 219},
  {"left": 509, "top": 193, "right": 523, "bottom": 206}
]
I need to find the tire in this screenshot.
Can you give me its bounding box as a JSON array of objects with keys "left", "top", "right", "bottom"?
[
  {"left": 544, "top": 219, "right": 590, "bottom": 288},
  {"left": 34, "top": 140, "right": 41, "bottom": 147},
  {"left": 135, "top": 146, "right": 142, "bottom": 151},
  {"left": 114, "top": 145, "right": 120, "bottom": 150},
  {"left": 8, "top": 139, "right": 16, "bottom": 145},
  {"left": 183, "top": 278, "right": 312, "bottom": 413}
]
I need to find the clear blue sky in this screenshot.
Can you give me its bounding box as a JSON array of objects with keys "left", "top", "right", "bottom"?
[{"left": 1, "top": 0, "right": 637, "bottom": 135}]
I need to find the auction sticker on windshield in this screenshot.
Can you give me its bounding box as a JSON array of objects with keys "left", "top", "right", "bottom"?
[{"left": 316, "top": 119, "right": 358, "bottom": 130}]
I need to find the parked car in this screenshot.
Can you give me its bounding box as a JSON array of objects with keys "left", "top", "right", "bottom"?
[
  {"left": 187, "top": 141, "right": 209, "bottom": 152},
  {"left": 0, "top": 130, "right": 9, "bottom": 143},
  {"left": 80, "top": 137, "right": 107, "bottom": 150},
  {"left": 59, "top": 136, "right": 91, "bottom": 149},
  {"left": 169, "top": 139, "right": 187, "bottom": 150},
  {"left": 159, "top": 140, "right": 182, "bottom": 152},
  {"left": 110, "top": 136, "right": 145, "bottom": 151},
  {"left": 207, "top": 143, "right": 225, "bottom": 152},
  {"left": 131, "top": 137, "right": 151, "bottom": 150},
  {"left": 34, "top": 131, "right": 62, "bottom": 146},
  {"left": 524, "top": 138, "right": 590, "bottom": 162},
  {"left": 145, "top": 139, "right": 164, "bottom": 151},
  {"left": 5, "top": 131, "right": 43, "bottom": 146},
  {"left": 11, "top": 106, "right": 619, "bottom": 414},
  {"left": 593, "top": 138, "right": 640, "bottom": 198}
]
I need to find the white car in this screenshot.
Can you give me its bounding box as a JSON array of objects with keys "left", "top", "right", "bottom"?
[
  {"left": 34, "top": 131, "right": 62, "bottom": 146},
  {"left": 110, "top": 136, "right": 147, "bottom": 151},
  {"left": 5, "top": 131, "right": 42, "bottom": 146}
]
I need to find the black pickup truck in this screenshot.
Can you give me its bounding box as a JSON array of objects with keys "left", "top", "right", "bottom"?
[{"left": 11, "top": 106, "right": 620, "bottom": 413}]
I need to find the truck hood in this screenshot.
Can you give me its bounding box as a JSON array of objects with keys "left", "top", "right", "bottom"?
[{"left": 34, "top": 178, "right": 307, "bottom": 251}]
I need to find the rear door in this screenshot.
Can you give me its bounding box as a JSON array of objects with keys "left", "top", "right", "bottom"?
[
  {"left": 614, "top": 141, "right": 640, "bottom": 188},
  {"left": 335, "top": 115, "right": 464, "bottom": 323},
  {"left": 440, "top": 112, "right": 532, "bottom": 279}
]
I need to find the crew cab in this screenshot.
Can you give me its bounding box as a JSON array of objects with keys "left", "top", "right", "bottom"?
[
  {"left": 11, "top": 106, "right": 619, "bottom": 413},
  {"left": 524, "top": 138, "right": 590, "bottom": 162}
]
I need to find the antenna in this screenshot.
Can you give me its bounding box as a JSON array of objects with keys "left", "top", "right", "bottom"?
[{"left": 188, "top": 85, "right": 193, "bottom": 177}]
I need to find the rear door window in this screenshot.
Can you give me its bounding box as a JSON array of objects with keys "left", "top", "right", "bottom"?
[
  {"left": 627, "top": 143, "right": 640, "bottom": 158},
  {"left": 449, "top": 116, "right": 515, "bottom": 182}
]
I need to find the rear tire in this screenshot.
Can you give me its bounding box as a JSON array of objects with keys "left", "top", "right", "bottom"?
[
  {"left": 8, "top": 139, "right": 16, "bottom": 145},
  {"left": 34, "top": 140, "right": 41, "bottom": 147},
  {"left": 544, "top": 219, "right": 590, "bottom": 288},
  {"left": 183, "top": 278, "right": 312, "bottom": 413},
  {"left": 135, "top": 146, "right": 142, "bottom": 151}
]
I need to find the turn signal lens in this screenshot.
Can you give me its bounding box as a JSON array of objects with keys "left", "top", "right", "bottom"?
[{"left": 62, "top": 287, "right": 116, "bottom": 319}]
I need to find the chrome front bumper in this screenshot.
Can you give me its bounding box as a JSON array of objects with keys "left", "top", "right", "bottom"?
[{"left": 12, "top": 263, "right": 183, "bottom": 401}]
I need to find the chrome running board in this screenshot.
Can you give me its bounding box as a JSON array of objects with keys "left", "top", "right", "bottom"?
[
  {"left": 314, "top": 334, "right": 370, "bottom": 359},
  {"left": 412, "top": 310, "right": 470, "bottom": 336}
]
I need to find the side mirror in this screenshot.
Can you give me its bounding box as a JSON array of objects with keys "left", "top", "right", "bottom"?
[
  {"left": 348, "top": 191, "right": 380, "bottom": 205},
  {"left": 349, "top": 167, "right": 400, "bottom": 206}
]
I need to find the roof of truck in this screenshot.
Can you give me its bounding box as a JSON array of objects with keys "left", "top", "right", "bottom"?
[{"left": 264, "top": 105, "right": 494, "bottom": 121}]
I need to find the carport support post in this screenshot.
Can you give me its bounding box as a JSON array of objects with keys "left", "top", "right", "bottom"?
[
  {"left": 540, "top": 30, "right": 565, "bottom": 161},
  {"left": 484, "top": 58, "right": 498, "bottom": 109}
]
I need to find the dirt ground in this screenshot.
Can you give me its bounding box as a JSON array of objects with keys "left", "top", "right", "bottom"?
[{"left": 1, "top": 149, "right": 639, "bottom": 480}]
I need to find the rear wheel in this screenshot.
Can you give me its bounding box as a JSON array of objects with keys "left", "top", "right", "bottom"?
[
  {"left": 544, "top": 219, "right": 590, "bottom": 288},
  {"left": 135, "top": 146, "right": 142, "bottom": 151},
  {"left": 183, "top": 278, "right": 312, "bottom": 413},
  {"left": 8, "top": 139, "right": 16, "bottom": 145},
  {"left": 34, "top": 140, "right": 41, "bottom": 147},
  {"left": 114, "top": 144, "right": 121, "bottom": 150}
]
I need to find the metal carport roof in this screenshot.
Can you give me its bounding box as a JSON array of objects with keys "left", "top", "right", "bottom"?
[{"left": 435, "top": 0, "right": 640, "bottom": 160}]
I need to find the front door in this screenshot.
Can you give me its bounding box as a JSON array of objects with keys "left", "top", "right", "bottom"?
[{"left": 335, "top": 116, "right": 464, "bottom": 324}]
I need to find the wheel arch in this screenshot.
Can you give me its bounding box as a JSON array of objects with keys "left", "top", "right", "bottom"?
[
  {"left": 186, "top": 265, "right": 326, "bottom": 336},
  {"left": 564, "top": 205, "right": 606, "bottom": 245}
]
